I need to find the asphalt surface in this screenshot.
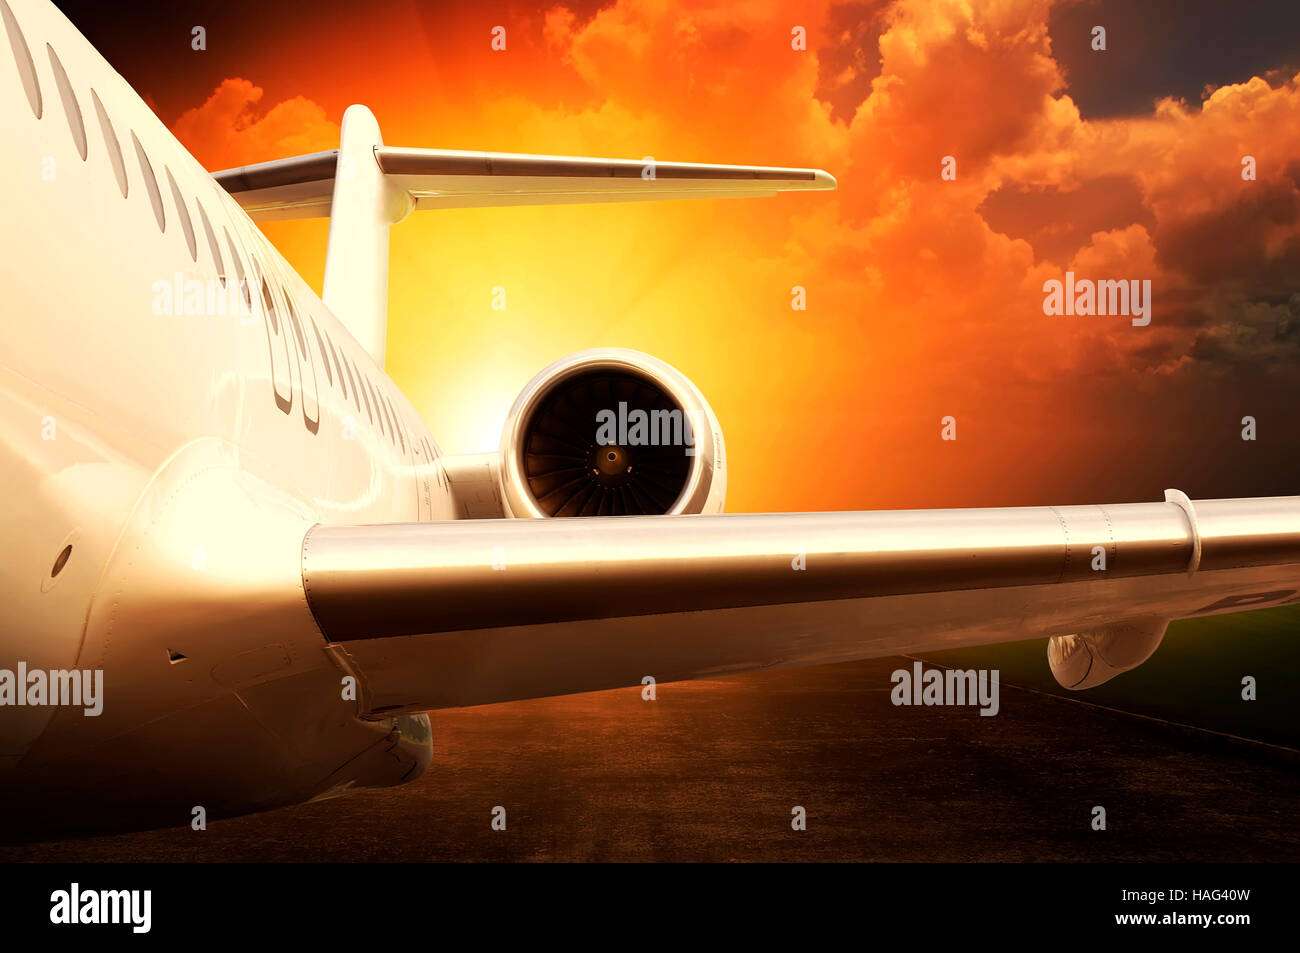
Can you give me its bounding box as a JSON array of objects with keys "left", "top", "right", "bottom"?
[{"left": 3, "top": 656, "right": 1297, "bottom": 862}]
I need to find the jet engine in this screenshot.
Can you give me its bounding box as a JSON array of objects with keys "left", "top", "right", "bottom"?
[{"left": 497, "top": 349, "right": 726, "bottom": 518}]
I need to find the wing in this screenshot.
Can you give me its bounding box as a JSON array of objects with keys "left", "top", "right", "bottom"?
[
  {"left": 213, "top": 147, "right": 835, "bottom": 221},
  {"left": 302, "top": 493, "right": 1300, "bottom": 714}
]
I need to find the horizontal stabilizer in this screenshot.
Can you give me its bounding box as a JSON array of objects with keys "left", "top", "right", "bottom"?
[
  {"left": 210, "top": 103, "right": 836, "bottom": 370},
  {"left": 213, "top": 147, "right": 835, "bottom": 221}
]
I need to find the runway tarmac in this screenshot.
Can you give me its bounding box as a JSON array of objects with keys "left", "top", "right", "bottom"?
[{"left": 3, "top": 655, "right": 1296, "bottom": 862}]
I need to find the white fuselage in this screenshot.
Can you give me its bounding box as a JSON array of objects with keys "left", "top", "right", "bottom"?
[{"left": 0, "top": 0, "right": 451, "bottom": 830}]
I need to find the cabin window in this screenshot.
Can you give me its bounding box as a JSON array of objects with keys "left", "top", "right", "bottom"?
[
  {"left": 326, "top": 334, "right": 348, "bottom": 399},
  {"left": 165, "top": 168, "right": 197, "bottom": 261},
  {"left": 374, "top": 385, "right": 391, "bottom": 437},
  {"left": 384, "top": 395, "right": 406, "bottom": 454},
  {"left": 283, "top": 291, "right": 307, "bottom": 357},
  {"left": 343, "top": 351, "right": 361, "bottom": 410},
  {"left": 90, "top": 90, "right": 127, "bottom": 197},
  {"left": 381, "top": 393, "right": 396, "bottom": 446},
  {"left": 131, "top": 132, "right": 165, "bottom": 232},
  {"left": 1, "top": 0, "right": 40, "bottom": 117},
  {"left": 196, "top": 201, "right": 223, "bottom": 285},
  {"left": 366, "top": 377, "right": 383, "bottom": 434},
  {"left": 259, "top": 273, "right": 280, "bottom": 334},
  {"left": 225, "top": 229, "right": 253, "bottom": 314},
  {"left": 46, "top": 45, "right": 85, "bottom": 160},
  {"left": 354, "top": 360, "right": 373, "bottom": 424},
  {"left": 309, "top": 318, "right": 333, "bottom": 387}
]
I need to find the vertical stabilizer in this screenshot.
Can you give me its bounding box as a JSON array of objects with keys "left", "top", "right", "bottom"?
[{"left": 321, "top": 105, "right": 412, "bottom": 368}]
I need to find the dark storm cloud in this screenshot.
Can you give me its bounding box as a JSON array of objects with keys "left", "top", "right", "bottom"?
[
  {"left": 51, "top": 0, "right": 413, "bottom": 119},
  {"left": 979, "top": 175, "right": 1155, "bottom": 266},
  {"left": 1154, "top": 179, "right": 1300, "bottom": 290},
  {"left": 814, "top": 0, "right": 894, "bottom": 122},
  {"left": 1048, "top": 0, "right": 1300, "bottom": 118}
]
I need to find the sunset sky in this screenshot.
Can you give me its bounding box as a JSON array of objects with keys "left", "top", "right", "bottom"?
[{"left": 57, "top": 0, "right": 1300, "bottom": 515}]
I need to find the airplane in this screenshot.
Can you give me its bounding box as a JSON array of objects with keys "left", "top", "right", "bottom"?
[{"left": 1, "top": 0, "right": 1297, "bottom": 838}]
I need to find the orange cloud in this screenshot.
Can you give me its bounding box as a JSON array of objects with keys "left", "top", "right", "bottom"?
[
  {"left": 172, "top": 0, "right": 1300, "bottom": 509},
  {"left": 171, "top": 78, "right": 339, "bottom": 171}
]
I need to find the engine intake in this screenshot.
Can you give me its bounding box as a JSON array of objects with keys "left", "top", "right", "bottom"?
[{"left": 499, "top": 349, "right": 725, "bottom": 518}]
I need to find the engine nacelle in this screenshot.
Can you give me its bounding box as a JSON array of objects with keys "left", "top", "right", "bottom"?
[
  {"left": 1047, "top": 619, "right": 1169, "bottom": 689},
  {"left": 498, "top": 348, "right": 726, "bottom": 518}
]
